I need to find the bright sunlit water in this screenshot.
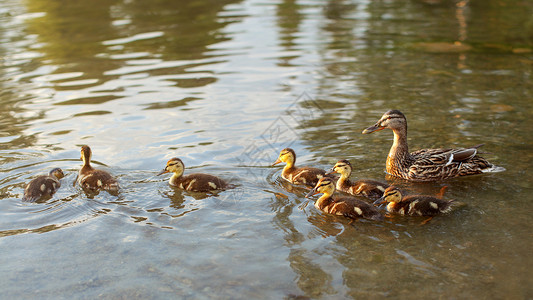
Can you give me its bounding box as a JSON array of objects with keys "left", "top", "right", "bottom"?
[{"left": 0, "top": 0, "right": 532, "bottom": 298}]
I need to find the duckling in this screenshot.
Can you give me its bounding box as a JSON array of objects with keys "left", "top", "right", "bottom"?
[
  {"left": 78, "top": 145, "right": 119, "bottom": 191},
  {"left": 305, "top": 177, "right": 383, "bottom": 221},
  {"left": 377, "top": 186, "right": 455, "bottom": 219},
  {"left": 327, "top": 159, "right": 389, "bottom": 200},
  {"left": 158, "top": 157, "right": 229, "bottom": 192},
  {"left": 362, "top": 110, "right": 505, "bottom": 181},
  {"left": 272, "top": 148, "right": 326, "bottom": 187},
  {"left": 22, "top": 168, "right": 64, "bottom": 202}
]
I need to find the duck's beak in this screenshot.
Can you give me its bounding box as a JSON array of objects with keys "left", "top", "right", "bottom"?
[
  {"left": 373, "top": 196, "right": 387, "bottom": 206},
  {"left": 305, "top": 188, "right": 319, "bottom": 198},
  {"left": 362, "top": 123, "right": 385, "bottom": 134},
  {"left": 272, "top": 158, "right": 282, "bottom": 166},
  {"left": 325, "top": 167, "right": 336, "bottom": 175},
  {"left": 157, "top": 169, "right": 169, "bottom": 176}
]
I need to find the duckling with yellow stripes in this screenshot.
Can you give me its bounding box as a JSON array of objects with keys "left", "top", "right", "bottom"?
[
  {"left": 377, "top": 186, "right": 455, "bottom": 219},
  {"left": 158, "top": 157, "right": 229, "bottom": 192},
  {"left": 305, "top": 177, "right": 383, "bottom": 221},
  {"left": 22, "top": 168, "right": 65, "bottom": 202},
  {"left": 272, "top": 148, "right": 327, "bottom": 187},
  {"left": 78, "top": 145, "right": 119, "bottom": 191},
  {"left": 327, "top": 159, "right": 389, "bottom": 200}
]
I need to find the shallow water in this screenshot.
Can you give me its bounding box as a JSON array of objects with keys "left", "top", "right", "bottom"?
[{"left": 0, "top": 0, "right": 532, "bottom": 298}]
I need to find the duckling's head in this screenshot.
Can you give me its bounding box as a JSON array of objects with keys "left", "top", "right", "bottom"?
[
  {"left": 328, "top": 159, "right": 352, "bottom": 177},
  {"left": 49, "top": 168, "right": 65, "bottom": 179},
  {"left": 158, "top": 157, "right": 185, "bottom": 177},
  {"left": 80, "top": 145, "right": 92, "bottom": 164},
  {"left": 362, "top": 110, "right": 406, "bottom": 134},
  {"left": 306, "top": 177, "right": 335, "bottom": 198},
  {"left": 272, "top": 148, "right": 296, "bottom": 166},
  {"left": 381, "top": 186, "right": 403, "bottom": 203}
]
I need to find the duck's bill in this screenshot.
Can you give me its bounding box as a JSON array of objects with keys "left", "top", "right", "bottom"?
[
  {"left": 157, "top": 169, "right": 169, "bottom": 176},
  {"left": 325, "top": 168, "right": 335, "bottom": 175},
  {"left": 272, "top": 158, "right": 282, "bottom": 166},
  {"left": 373, "top": 197, "right": 386, "bottom": 205},
  {"left": 362, "top": 124, "right": 385, "bottom": 134},
  {"left": 305, "top": 188, "right": 319, "bottom": 198}
]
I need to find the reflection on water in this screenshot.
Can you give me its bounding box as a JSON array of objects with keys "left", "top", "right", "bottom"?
[{"left": 0, "top": 0, "right": 532, "bottom": 298}]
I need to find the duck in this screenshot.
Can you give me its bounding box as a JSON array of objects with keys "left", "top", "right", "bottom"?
[
  {"left": 78, "top": 145, "right": 119, "bottom": 191},
  {"left": 377, "top": 186, "right": 455, "bottom": 221},
  {"left": 272, "top": 148, "right": 327, "bottom": 187},
  {"left": 22, "top": 168, "right": 65, "bottom": 202},
  {"left": 362, "top": 109, "right": 505, "bottom": 181},
  {"left": 304, "top": 177, "right": 383, "bottom": 221},
  {"left": 158, "top": 157, "right": 229, "bottom": 192},
  {"left": 327, "top": 159, "right": 389, "bottom": 200}
]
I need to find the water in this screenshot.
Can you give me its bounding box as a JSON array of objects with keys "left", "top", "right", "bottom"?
[{"left": 0, "top": 0, "right": 532, "bottom": 298}]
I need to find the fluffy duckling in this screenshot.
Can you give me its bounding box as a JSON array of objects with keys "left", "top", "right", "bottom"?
[
  {"left": 377, "top": 186, "right": 455, "bottom": 218},
  {"left": 158, "top": 157, "right": 229, "bottom": 192},
  {"left": 272, "top": 148, "right": 326, "bottom": 187},
  {"left": 328, "top": 159, "right": 389, "bottom": 200},
  {"left": 305, "top": 177, "right": 383, "bottom": 221},
  {"left": 22, "top": 168, "right": 64, "bottom": 202},
  {"left": 78, "top": 145, "right": 119, "bottom": 191},
  {"left": 362, "top": 110, "right": 505, "bottom": 181}
]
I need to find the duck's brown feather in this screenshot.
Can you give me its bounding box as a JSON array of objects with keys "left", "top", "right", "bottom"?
[
  {"left": 317, "top": 195, "right": 383, "bottom": 221},
  {"left": 23, "top": 175, "right": 61, "bottom": 202},
  {"left": 171, "top": 173, "right": 228, "bottom": 192}
]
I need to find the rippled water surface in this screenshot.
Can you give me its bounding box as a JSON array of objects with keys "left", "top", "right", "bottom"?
[{"left": 1, "top": 0, "right": 532, "bottom": 298}]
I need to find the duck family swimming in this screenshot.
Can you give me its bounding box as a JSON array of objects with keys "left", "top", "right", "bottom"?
[{"left": 20, "top": 109, "right": 503, "bottom": 226}]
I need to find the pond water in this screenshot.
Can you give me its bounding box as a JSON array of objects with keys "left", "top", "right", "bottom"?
[{"left": 0, "top": 0, "right": 532, "bottom": 298}]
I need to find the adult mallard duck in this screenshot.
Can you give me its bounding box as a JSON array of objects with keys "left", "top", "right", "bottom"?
[
  {"left": 304, "top": 177, "right": 383, "bottom": 221},
  {"left": 158, "top": 157, "right": 229, "bottom": 192},
  {"left": 327, "top": 159, "right": 389, "bottom": 200},
  {"left": 22, "top": 168, "right": 64, "bottom": 202},
  {"left": 272, "top": 148, "right": 327, "bottom": 187},
  {"left": 377, "top": 186, "right": 455, "bottom": 222},
  {"left": 78, "top": 145, "right": 119, "bottom": 191},
  {"left": 362, "top": 110, "right": 505, "bottom": 181}
]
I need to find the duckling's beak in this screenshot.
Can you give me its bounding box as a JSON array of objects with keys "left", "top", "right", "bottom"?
[
  {"left": 325, "top": 167, "right": 335, "bottom": 175},
  {"left": 272, "top": 158, "right": 282, "bottom": 166},
  {"left": 305, "top": 188, "right": 319, "bottom": 198},
  {"left": 362, "top": 123, "right": 385, "bottom": 134},
  {"left": 373, "top": 196, "right": 387, "bottom": 206},
  {"left": 157, "top": 168, "right": 169, "bottom": 176}
]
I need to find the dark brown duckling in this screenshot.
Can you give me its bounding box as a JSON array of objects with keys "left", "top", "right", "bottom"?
[
  {"left": 327, "top": 159, "right": 389, "bottom": 200},
  {"left": 77, "top": 145, "right": 119, "bottom": 191},
  {"left": 378, "top": 186, "right": 455, "bottom": 218},
  {"left": 158, "top": 157, "right": 229, "bottom": 192},
  {"left": 272, "top": 148, "right": 326, "bottom": 187},
  {"left": 362, "top": 110, "right": 505, "bottom": 181},
  {"left": 22, "top": 168, "right": 64, "bottom": 202},
  {"left": 305, "top": 177, "right": 383, "bottom": 221}
]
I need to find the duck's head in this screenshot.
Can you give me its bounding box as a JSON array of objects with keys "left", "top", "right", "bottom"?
[
  {"left": 272, "top": 148, "right": 296, "bottom": 166},
  {"left": 327, "top": 159, "right": 352, "bottom": 177},
  {"left": 306, "top": 177, "right": 335, "bottom": 198},
  {"left": 80, "top": 145, "right": 92, "bottom": 164},
  {"left": 377, "top": 186, "right": 403, "bottom": 204},
  {"left": 362, "top": 110, "right": 406, "bottom": 134},
  {"left": 158, "top": 157, "right": 185, "bottom": 177},
  {"left": 49, "top": 168, "right": 65, "bottom": 179}
]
